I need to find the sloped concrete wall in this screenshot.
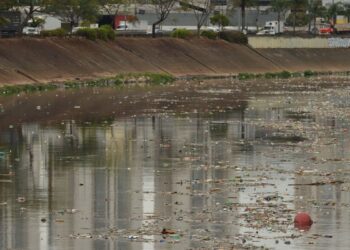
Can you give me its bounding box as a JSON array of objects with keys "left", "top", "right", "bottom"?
[{"left": 1, "top": 37, "right": 350, "bottom": 85}]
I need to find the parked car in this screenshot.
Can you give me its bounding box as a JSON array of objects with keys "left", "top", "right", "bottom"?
[{"left": 22, "top": 26, "right": 40, "bottom": 35}]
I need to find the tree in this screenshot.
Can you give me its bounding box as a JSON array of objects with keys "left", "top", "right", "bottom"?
[
  {"left": 150, "top": 0, "right": 176, "bottom": 38},
  {"left": 180, "top": 0, "right": 215, "bottom": 36},
  {"left": 342, "top": 4, "right": 350, "bottom": 21},
  {"left": 253, "top": 0, "right": 260, "bottom": 32},
  {"left": 306, "top": 0, "right": 323, "bottom": 33},
  {"left": 0, "top": 0, "right": 14, "bottom": 10},
  {"left": 210, "top": 13, "right": 229, "bottom": 30},
  {"left": 270, "top": 0, "right": 290, "bottom": 33},
  {"left": 47, "top": 0, "right": 99, "bottom": 31},
  {"left": 326, "top": 2, "right": 343, "bottom": 25},
  {"left": 98, "top": 0, "right": 125, "bottom": 26},
  {"left": 230, "top": 0, "right": 256, "bottom": 32},
  {"left": 1, "top": 0, "right": 50, "bottom": 32},
  {"left": 290, "top": 0, "right": 307, "bottom": 33},
  {"left": 98, "top": 0, "right": 125, "bottom": 15},
  {"left": 0, "top": 17, "right": 9, "bottom": 27}
]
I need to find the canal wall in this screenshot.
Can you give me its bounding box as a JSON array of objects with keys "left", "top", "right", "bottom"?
[
  {"left": 1, "top": 37, "right": 350, "bottom": 85},
  {"left": 249, "top": 36, "right": 350, "bottom": 48}
]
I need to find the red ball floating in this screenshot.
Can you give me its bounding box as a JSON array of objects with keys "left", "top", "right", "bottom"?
[{"left": 294, "top": 212, "right": 313, "bottom": 230}]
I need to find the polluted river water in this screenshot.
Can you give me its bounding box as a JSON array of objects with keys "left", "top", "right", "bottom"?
[{"left": 1, "top": 77, "right": 350, "bottom": 249}]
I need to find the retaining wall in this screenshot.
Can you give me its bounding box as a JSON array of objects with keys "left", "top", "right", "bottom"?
[
  {"left": 249, "top": 36, "right": 350, "bottom": 48},
  {"left": 1, "top": 37, "right": 350, "bottom": 85}
]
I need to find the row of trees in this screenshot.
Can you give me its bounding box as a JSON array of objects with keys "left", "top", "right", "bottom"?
[
  {"left": 1, "top": 0, "right": 350, "bottom": 37},
  {"left": 0, "top": 0, "right": 126, "bottom": 32},
  {"left": 189, "top": 0, "right": 350, "bottom": 35},
  {"left": 181, "top": 0, "right": 350, "bottom": 35},
  {"left": 270, "top": 0, "right": 350, "bottom": 33}
]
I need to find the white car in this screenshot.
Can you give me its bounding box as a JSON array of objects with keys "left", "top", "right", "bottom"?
[{"left": 22, "top": 27, "right": 40, "bottom": 35}]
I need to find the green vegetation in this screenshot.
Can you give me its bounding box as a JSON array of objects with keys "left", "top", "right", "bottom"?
[
  {"left": 237, "top": 70, "right": 323, "bottom": 80},
  {"left": 219, "top": 31, "right": 248, "bottom": 44},
  {"left": 115, "top": 72, "right": 176, "bottom": 85},
  {"left": 200, "top": 30, "right": 217, "bottom": 40},
  {"left": 0, "top": 83, "right": 57, "bottom": 96},
  {"left": 264, "top": 71, "right": 292, "bottom": 79},
  {"left": 171, "top": 28, "right": 194, "bottom": 39},
  {"left": 64, "top": 73, "right": 175, "bottom": 88},
  {"left": 285, "top": 11, "right": 308, "bottom": 27},
  {"left": 41, "top": 28, "right": 67, "bottom": 37},
  {"left": 238, "top": 73, "right": 257, "bottom": 80},
  {"left": 75, "top": 28, "right": 98, "bottom": 40},
  {"left": 0, "top": 71, "right": 347, "bottom": 97},
  {"left": 0, "top": 73, "right": 176, "bottom": 96},
  {"left": 304, "top": 70, "right": 317, "bottom": 77},
  {"left": 210, "top": 14, "right": 229, "bottom": 30},
  {"left": 75, "top": 26, "right": 115, "bottom": 41},
  {"left": 3, "top": 0, "right": 350, "bottom": 37},
  {"left": 0, "top": 16, "right": 9, "bottom": 27},
  {"left": 99, "top": 25, "right": 116, "bottom": 40}
]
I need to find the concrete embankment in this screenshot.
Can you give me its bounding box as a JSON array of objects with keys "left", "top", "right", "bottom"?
[{"left": 0, "top": 37, "right": 350, "bottom": 85}]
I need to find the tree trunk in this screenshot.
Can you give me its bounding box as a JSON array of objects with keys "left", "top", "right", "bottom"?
[
  {"left": 278, "top": 12, "right": 280, "bottom": 33},
  {"left": 152, "top": 19, "right": 162, "bottom": 38},
  {"left": 313, "top": 15, "right": 317, "bottom": 34},
  {"left": 255, "top": 6, "right": 260, "bottom": 33},
  {"left": 293, "top": 11, "right": 296, "bottom": 33},
  {"left": 197, "top": 24, "right": 201, "bottom": 37},
  {"left": 308, "top": 16, "right": 311, "bottom": 33},
  {"left": 241, "top": 0, "right": 246, "bottom": 32}
]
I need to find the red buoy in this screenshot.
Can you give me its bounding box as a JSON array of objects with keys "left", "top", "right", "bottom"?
[{"left": 294, "top": 212, "right": 313, "bottom": 230}]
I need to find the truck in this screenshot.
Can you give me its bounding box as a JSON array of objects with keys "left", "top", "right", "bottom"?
[
  {"left": 315, "top": 23, "right": 350, "bottom": 35},
  {"left": 312, "top": 16, "right": 350, "bottom": 35},
  {"left": 333, "top": 23, "right": 350, "bottom": 34},
  {"left": 257, "top": 21, "right": 284, "bottom": 35},
  {"left": 114, "top": 15, "right": 147, "bottom": 32}
]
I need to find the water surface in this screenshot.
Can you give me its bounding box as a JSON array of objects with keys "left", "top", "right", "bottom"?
[{"left": 1, "top": 78, "right": 350, "bottom": 249}]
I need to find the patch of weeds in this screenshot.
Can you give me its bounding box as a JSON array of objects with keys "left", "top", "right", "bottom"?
[
  {"left": 171, "top": 29, "right": 194, "bottom": 39},
  {"left": 278, "top": 70, "right": 292, "bottom": 79},
  {"left": 63, "top": 72, "right": 175, "bottom": 90},
  {"left": 0, "top": 84, "right": 57, "bottom": 96},
  {"left": 201, "top": 30, "right": 217, "bottom": 40},
  {"left": 264, "top": 72, "right": 276, "bottom": 79},
  {"left": 238, "top": 73, "right": 255, "bottom": 80},
  {"left": 292, "top": 72, "right": 303, "bottom": 77},
  {"left": 304, "top": 70, "right": 316, "bottom": 77},
  {"left": 41, "top": 28, "right": 67, "bottom": 37},
  {"left": 143, "top": 72, "right": 175, "bottom": 85}
]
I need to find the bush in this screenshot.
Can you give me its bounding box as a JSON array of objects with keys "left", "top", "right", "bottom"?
[
  {"left": 264, "top": 72, "right": 277, "bottom": 79},
  {"left": 96, "top": 28, "right": 108, "bottom": 41},
  {"left": 304, "top": 70, "right": 316, "bottom": 77},
  {"left": 238, "top": 73, "right": 255, "bottom": 80},
  {"left": 279, "top": 70, "right": 292, "bottom": 79},
  {"left": 75, "top": 26, "right": 115, "bottom": 41},
  {"left": 210, "top": 14, "right": 229, "bottom": 28},
  {"left": 99, "top": 25, "right": 116, "bottom": 40},
  {"left": 75, "top": 28, "right": 98, "bottom": 40},
  {"left": 171, "top": 28, "right": 194, "bottom": 39},
  {"left": 41, "top": 28, "right": 67, "bottom": 37},
  {"left": 219, "top": 31, "right": 247, "bottom": 44},
  {"left": 201, "top": 30, "right": 217, "bottom": 39}
]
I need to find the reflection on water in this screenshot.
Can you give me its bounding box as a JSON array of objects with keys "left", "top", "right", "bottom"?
[{"left": 1, "top": 83, "right": 350, "bottom": 249}]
